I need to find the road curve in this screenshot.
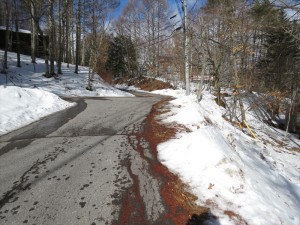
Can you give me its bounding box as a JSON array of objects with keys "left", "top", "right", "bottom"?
[{"left": 0, "top": 92, "right": 189, "bottom": 225}]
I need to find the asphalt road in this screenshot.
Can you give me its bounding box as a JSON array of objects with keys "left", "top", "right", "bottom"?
[{"left": 0, "top": 92, "right": 174, "bottom": 225}]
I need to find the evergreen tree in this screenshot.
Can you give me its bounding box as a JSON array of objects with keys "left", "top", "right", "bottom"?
[
  {"left": 254, "top": 1, "right": 300, "bottom": 92},
  {"left": 263, "top": 13, "right": 299, "bottom": 90},
  {"left": 105, "top": 35, "right": 138, "bottom": 78}
]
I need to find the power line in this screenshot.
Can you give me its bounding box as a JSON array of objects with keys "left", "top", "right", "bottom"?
[
  {"left": 175, "top": 0, "right": 183, "bottom": 21},
  {"left": 135, "top": 26, "right": 182, "bottom": 49}
]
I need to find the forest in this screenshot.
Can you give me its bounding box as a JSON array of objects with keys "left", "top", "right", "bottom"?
[{"left": 0, "top": 0, "right": 300, "bottom": 128}]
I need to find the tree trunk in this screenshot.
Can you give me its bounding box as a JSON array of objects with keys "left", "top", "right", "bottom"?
[
  {"left": 183, "top": 0, "right": 190, "bottom": 95},
  {"left": 30, "top": 0, "right": 36, "bottom": 64},
  {"left": 15, "top": 18, "right": 21, "bottom": 67},
  {"left": 285, "top": 87, "right": 298, "bottom": 137},
  {"left": 74, "top": 0, "right": 81, "bottom": 74},
  {"left": 57, "top": 0, "right": 62, "bottom": 74},
  {"left": 63, "top": 0, "right": 71, "bottom": 68},
  {"left": 233, "top": 54, "right": 246, "bottom": 123},
  {"left": 1, "top": 0, "right": 9, "bottom": 74},
  {"left": 156, "top": 2, "right": 160, "bottom": 78},
  {"left": 36, "top": 24, "right": 49, "bottom": 77},
  {"left": 29, "top": 0, "right": 49, "bottom": 77},
  {"left": 14, "top": 0, "right": 21, "bottom": 67},
  {"left": 197, "top": 53, "right": 206, "bottom": 102},
  {"left": 48, "top": 0, "right": 55, "bottom": 76},
  {"left": 81, "top": 36, "right": 85, "bottom": 65}
]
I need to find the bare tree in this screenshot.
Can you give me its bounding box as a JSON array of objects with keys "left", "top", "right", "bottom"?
[
  {"left": 62, "top": 0, "right": 72, "bottom": 68},
  {"left": 183, "top": 0, "right": 190, "bottom": 95},
  {"left": 85, "top": 0, "right": 119, "bottom": 90},
  {"left": 1, "top": 0, "right": 10, "bottom": 74},
  {"left": 30, "top": 0, "right": 37, "bottom": 64},
  {"left": 25, "top": 0, "right": 50, "bottom": 77},
  {"left": 57, "top": 0, "right": 63, "bottom": 74},
  {"left": 74, "top": 0, "right": 81, "bottom": 74},
  {"left": 13, "top": 0, "right": 21, "bottom": 67},
  {"left": 115, "top": 0, "right": 171, "bottom": 78},
  {"left": 48, "top": 0, "right": 56, "bottom": 76}
]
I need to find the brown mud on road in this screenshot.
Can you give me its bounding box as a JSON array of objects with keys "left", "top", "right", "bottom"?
[{"left": 118, "top": 97, "right": 212, "bottom": 225}]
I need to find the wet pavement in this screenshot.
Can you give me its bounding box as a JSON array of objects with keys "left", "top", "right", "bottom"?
[{"left": 0, "top": 93, "right": 189, "bottom": 225}]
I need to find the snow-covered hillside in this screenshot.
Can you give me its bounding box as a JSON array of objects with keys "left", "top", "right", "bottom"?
[
  {"left": 0, "top": 50, "right": 132, "bottom": 135},
  {"left": 153, "top": 89, "right": 300, "bottom": 225},
  {"left": 0, "top": 51, "right": 133, "bottom": 97}
]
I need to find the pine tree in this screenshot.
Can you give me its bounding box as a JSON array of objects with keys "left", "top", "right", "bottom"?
[
  {"left": 254, "top": 1, "right": 299, "bottom": 92},
  {"left": 263, "top": 14, "right": 298, "bottom": 90},
  {"left": 105, "top": 35, "right": 137, "bottom": 78}
]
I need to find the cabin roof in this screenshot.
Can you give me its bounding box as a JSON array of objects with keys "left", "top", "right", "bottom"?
[{"left": 0, "top": 26, "right": 31, "bottom": 34}]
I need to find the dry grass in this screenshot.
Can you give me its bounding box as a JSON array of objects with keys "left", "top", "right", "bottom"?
[
  {"left": 288, "top": 147, "right": 300, "bottom": 153},
  {"left": 113, "top": 76, "right": 174, "bottom": 91}
]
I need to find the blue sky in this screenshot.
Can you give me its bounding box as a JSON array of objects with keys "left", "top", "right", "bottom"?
[{"left": 112, "top": 0, "right": 208, "bottom": 19}]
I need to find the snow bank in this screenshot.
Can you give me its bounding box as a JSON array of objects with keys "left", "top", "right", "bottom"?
[
  {"left": 0, "top": 86, "right": 75, "bottom": 135},
  {"left": 154, "top": 89, "right": 300, "bottom": 225}
]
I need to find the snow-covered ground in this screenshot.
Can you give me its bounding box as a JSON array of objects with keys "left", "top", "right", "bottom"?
[
  {"left": 0, "top": 50, "right": 132, "bottom": 135},
  {"left": 153, "top": 89, "right": 300, "bottom": 225}
]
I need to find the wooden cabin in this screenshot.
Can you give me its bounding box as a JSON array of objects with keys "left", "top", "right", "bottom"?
[{"left": 0, "top": 27, "right": 46, "bottom": 58}]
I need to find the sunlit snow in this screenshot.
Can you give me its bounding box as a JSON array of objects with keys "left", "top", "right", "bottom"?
[
  {"left": 153, "top": 89, "right": 300, "bottom": 225},
  {"left": 0, "top": 86, "right": 75, "bottom": 135}
]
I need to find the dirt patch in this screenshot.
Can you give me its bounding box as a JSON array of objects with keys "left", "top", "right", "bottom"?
[
  {"left": 114, "top": 76, "right": 174, "bottom": 91},
  {"left": 143, "top": 97, "right": 210, "bottom": 224},
  {"left": 224, "top": 210, "right": 249, "bottom": 225},
  {"left": 288, "top": 147, "right": 300, "bottom": 153}
]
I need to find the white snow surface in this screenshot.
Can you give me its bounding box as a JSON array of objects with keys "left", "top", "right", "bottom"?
[
  {"left": 0, "top": 86, "right": 75, "bottom": 135},
  {"left": 153, "top": 89, "right": 300, "bottom": 225},
  {"left": 0, "top": 26, "right": 31, "bottom": 34},
  {"left": 0, "top": 50, "right": 132, "bottom": 135}
]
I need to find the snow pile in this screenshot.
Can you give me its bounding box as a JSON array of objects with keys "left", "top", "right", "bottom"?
[
  {"left": 0, "top": 86, "right": 74, "bottom": 135},
  {"left": 153, "top": 89, "right": 300, "bottom": 225},
  {"left": 0, "top": 50, "right": 133, "bottom": 97}
]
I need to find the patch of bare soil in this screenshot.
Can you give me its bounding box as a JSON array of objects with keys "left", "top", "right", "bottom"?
[
  {"left": 114, "top": 76, "right": 174, "bottom": 91},
  {"left": 224, "top": 210, "right": 249, "bottom": 225}
]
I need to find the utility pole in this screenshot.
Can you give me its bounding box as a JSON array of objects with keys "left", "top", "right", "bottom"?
[
  {"left": 183, "top": 0, "right": 190, "bottom": 95},
  {"left": 157, "top": 3, "right": 160, "bottom": 78}
]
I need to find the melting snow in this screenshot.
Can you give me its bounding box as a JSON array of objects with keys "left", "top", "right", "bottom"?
[{"left": 153, "top": 89, "right": 300, "bottom": 225}]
